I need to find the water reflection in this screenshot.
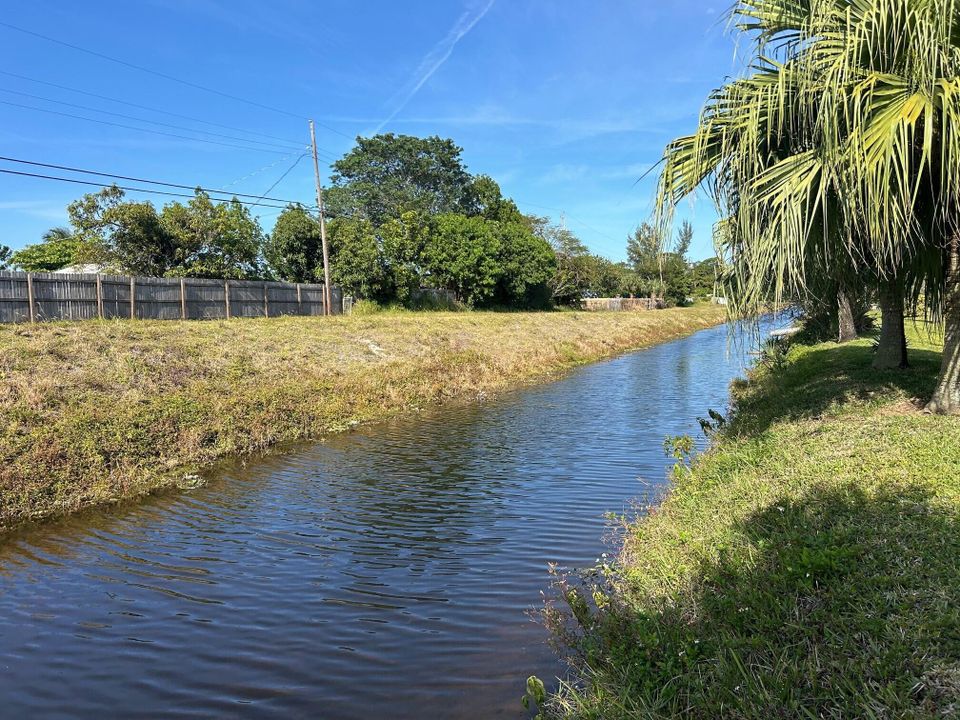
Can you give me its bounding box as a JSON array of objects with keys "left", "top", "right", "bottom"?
[{"left": 0, "top": 321, "right": 768, "bottom": 719}]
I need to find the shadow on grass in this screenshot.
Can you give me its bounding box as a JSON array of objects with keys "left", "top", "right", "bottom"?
[
  {"left": 552, "top": 482, "right": 960, "bottom": 718},
  {"left": 730, "top": 341, "right": 943, "bottom": 437}
]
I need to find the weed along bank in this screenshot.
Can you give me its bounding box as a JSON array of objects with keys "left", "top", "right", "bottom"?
[
  {"left": 9, "top": 1, "right": 960, "bottom": 717},
  {"left": 0, "top": 305, "right": 724, "bottom": 529},
  {"left": 0, "top": 311, "right": 751, "bottom": 718}
]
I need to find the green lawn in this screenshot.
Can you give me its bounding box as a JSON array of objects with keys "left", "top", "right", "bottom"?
[{"left": 542, "top": 321, "right": 960, "bottom": 719}]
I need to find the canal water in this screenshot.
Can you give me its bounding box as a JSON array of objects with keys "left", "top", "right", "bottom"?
[{"left": 0, "top": 321, "right": 768, "bottom": 719}]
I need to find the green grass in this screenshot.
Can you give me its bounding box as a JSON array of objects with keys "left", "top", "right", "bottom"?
[
  {"left": 0, "top": 305, "right": 724, "bottom": 531},
  {"left": 542, "top": 321, "right": 960, "bottom": 719}
]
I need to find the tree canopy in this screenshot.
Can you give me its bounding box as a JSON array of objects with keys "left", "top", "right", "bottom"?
[
  {"left": 316, "top": 134, "right": 557, "bottom": 308},
  {"left": 655, "top": 0, "right": 960, "bottom": 412},
  {"left": 9, "top": 227, "right": 82, "bottom": 272},
  {"left": 264, "top": 205, "right": 324, "bottom": 284},
  {"left": 6, "top": 134, "right": 568, "bottom": 312},
  {"left": 326, "top": 134, "right": 476, "bottom": 225}
]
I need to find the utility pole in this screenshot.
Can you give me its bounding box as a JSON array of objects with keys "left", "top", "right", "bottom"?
[{"left": 310, "top": 120, "right": 333, "bottom": 316}]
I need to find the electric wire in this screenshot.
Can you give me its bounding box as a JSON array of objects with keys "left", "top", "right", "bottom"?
[
  {"left": 0, "top": 20, "right": 353, "bottom": 139},
  {"left": 0, "top": 69, "right": 321, "bottom": 149},
  {"left": 0, "top": 99, "right": 299, "bottom": 154},
  {"left": 0, "top": 87, "right": 307, "bottom": 153},
  {"left": 0, "top": 155, "right": 309, "bottom": 204},
  {"left": 516, "top": 199, "right": 622, "bottom": 244},
  {"left": 248, "top": 154, "right": 310, "bottom": 208},
  {"left": 224, "top": 151, "right": 305, "bottom": 188},
  {"left": 0, "top": 167, "right": 301, "bottom": 210}
]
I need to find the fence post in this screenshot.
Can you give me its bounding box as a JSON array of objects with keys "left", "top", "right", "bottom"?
[
  {"left": 263, "top": 282, "right": 269, "bottom": 318},
  {"left": 224, "top": 280, "right": 231, "bottom": 319},
  {"left": 26, "top": 272, "right": 35, "bottom": 324},
  {"left": 129, "top": 276, "right": 136, "bottom": 319},
  {"left": 296, "top": 283, "right": 302, "bottom": 315},
  {"left": 180, "top": 277, "right": 187, "bottom": 320},
  {"left": 96, "top": 275, "right": 104, "bottom": 319}
]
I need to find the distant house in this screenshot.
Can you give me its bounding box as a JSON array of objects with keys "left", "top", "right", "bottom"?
[{"left": 52, "top": 264, "right": 106, "bottom": 275}]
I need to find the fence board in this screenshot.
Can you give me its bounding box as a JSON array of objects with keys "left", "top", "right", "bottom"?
[
  {"left": 581, "top": 297, "right": 661, "bottom": 312},
  {"left": 184, "top": 278, "right": 227, "bottom": 320},
  {"left": 100, "top": 276, "right": 132, "bottom": 319},
  {"left": 299, "top": 284, "right": 327, "bottom": 316},
  {"left": 266, "top": 282, "right": 298, "bottom": 317},
  {"left": 135, "top": 276, "right": 183, "bottom": 320},
  {"left": 31, "top": 272, "right": 99, "bottom": 321},
  {"left": 0, "top": 270, "right": 343, "bottom": 323},
  {"left": 0, "top": 272, "right": 30, "bottom": 323},
  {"left": 228, "top": 280, "right": 267, "bottom": 318}
]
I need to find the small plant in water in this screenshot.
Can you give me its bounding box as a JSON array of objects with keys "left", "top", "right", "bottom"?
[
  {"left": 758, "top": 337, "right": 789, "bottom": 371},
  {"left": 697, "top": 408, "right": 727, "bottom": 437},
  {"left": 664, "top": 434, "right": 694, "bottom": 465},
  {"left": 521, "top": 675, "right": 546, "bottom": 718}
]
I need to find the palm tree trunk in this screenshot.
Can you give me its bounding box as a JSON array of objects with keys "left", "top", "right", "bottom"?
[
  {"left": 873, "top": 278, "right": 908, "bottom": 370},
  {"left": 837, "top": 289, "right": 857, "bottom": 343},
  {"left": 927, "top": 235, "right": 960, "bottom": 414}
]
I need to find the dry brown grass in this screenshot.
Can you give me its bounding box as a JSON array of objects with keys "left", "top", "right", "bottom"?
[{"left": 0, "top": 305, "right": 725, "bottom": 529}]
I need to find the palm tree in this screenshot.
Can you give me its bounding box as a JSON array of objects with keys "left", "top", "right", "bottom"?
[
  {"left": 657, "top": 0, "right": 960, "bottom": 409},
  {"left": 41, "top": 227, "right": 73, "bottom": 244}
]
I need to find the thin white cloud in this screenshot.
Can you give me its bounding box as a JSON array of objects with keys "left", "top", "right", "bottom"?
[
  {"left": 375, "top": 0, "right": 496, "bottom": 134},
  {"left": 0, "top": 200, "right": 66, "bottom": 221}
]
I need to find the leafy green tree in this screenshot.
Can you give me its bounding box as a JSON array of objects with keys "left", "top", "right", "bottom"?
[
  {"left": 675, "top": 220, "right": 693, "bottom": 261},
  {"left": 627, "top": 223, "right": 667, "bottom": 297},
  {"left": 327, "top": 217, "right": 391, "bottom": 300},
  {"left": 10, "top": 227, "right": 83, "bottom": 272},
  {"left": 659, "top": 221, "right": 694, "bottom": 306},
  {"left": 532, "top": 218, "right": 592, "bottom": 305},
  {"left": 690, "top": 258, "right": 719, "bottom": 299},
  {"left": 327, "top": 134, "right": 475, "bottom": 225},
  {"left": 492, "top": 222, "right": 556, "bottom": 308},
  {"left": 582, "top": 256, "right": 635, "bottom": 298},
  {"left": 265, "top": 205, "right": 323, "bottom": 283},
  {"left": 469, "top": 175, "right": 524, "bottom": 224},
  {"left": 380, "top": 211, "right": 430, "bottom": 303},
  {"left": 0, "top": 244, "right": 10, "bottom": 270},
  {"left": 423, "top": 214, "right": 501, "bottom": 306},
  {"left": 626, "top": 223, "right": 663, "bottom": 283},
  {"left": 655, "top": 1, "right": 960, "bottom": 387},
  {"left": 68, "top": 187, "right": 175, "bottom": 276},
  {"left": 161, "top": 192, "right": 266, "bottom": 279},
  {"left": 660, "top": 252, "right": 693, "bottom": 306}
]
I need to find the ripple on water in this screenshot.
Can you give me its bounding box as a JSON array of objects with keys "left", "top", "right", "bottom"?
[{"left": 0, "top": 321, "right": 768, "bottom": 719}]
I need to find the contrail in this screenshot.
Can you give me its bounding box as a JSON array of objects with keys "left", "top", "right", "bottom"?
[{"left": 375, "top": 0, "right": 496, "bottom": 134}]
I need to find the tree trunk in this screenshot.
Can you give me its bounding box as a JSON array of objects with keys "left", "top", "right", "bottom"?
[
  {"left": 837, "top": 289, "right": 858, "bottom": 343},
  {"left": 873, "top": 278, "right": 909, "bottom": 370},
  {"left": 927, "top": 235, "right": 960, "bottom": 413}
]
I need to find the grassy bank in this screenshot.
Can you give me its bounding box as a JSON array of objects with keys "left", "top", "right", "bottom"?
[
  {"left": 0, "top": 305, "right": 724, "bottom": 530},
  {"left": 543, "top": 322, "right": 960, "bottom": 719}
]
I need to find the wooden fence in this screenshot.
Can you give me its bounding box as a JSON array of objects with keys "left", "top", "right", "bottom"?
[
  {"left": 0, "top": 271, "right": 343, "bottom": 323},
  {"left": 581, "top": 297, "right": 662, "bottom": 312}
]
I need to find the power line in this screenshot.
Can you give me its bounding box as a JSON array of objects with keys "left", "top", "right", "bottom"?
[
  {"left": 0, "top": 99, "right": 299, "bottom": 155},
  {"left": 0, "top": 155, "right": 310, "bottom": 204},
  {"left": 0, "top": 69, "right": 316, "bottom": 150},
  {"left": 224, "top": 151, "right": 307, "bottom": 188},
  {"left": 0, "top": 87, "right": 308, "bottom": 153},
  {"left": 516, "top": 199, "right": 623, "bottom": 244},
  {"left": 0, "top": 167, "right": 300, "bottom": 210},
  {"left": 249, "top": 154, "right": 310, "bottom": 208},
  {"left": 0, "top": 20, "right": 354, "bottom": 140}
]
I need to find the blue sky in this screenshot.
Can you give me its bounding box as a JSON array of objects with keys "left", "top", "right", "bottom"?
[{"left": 1, "top": 1, "right": 735, "bottom": 261}]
